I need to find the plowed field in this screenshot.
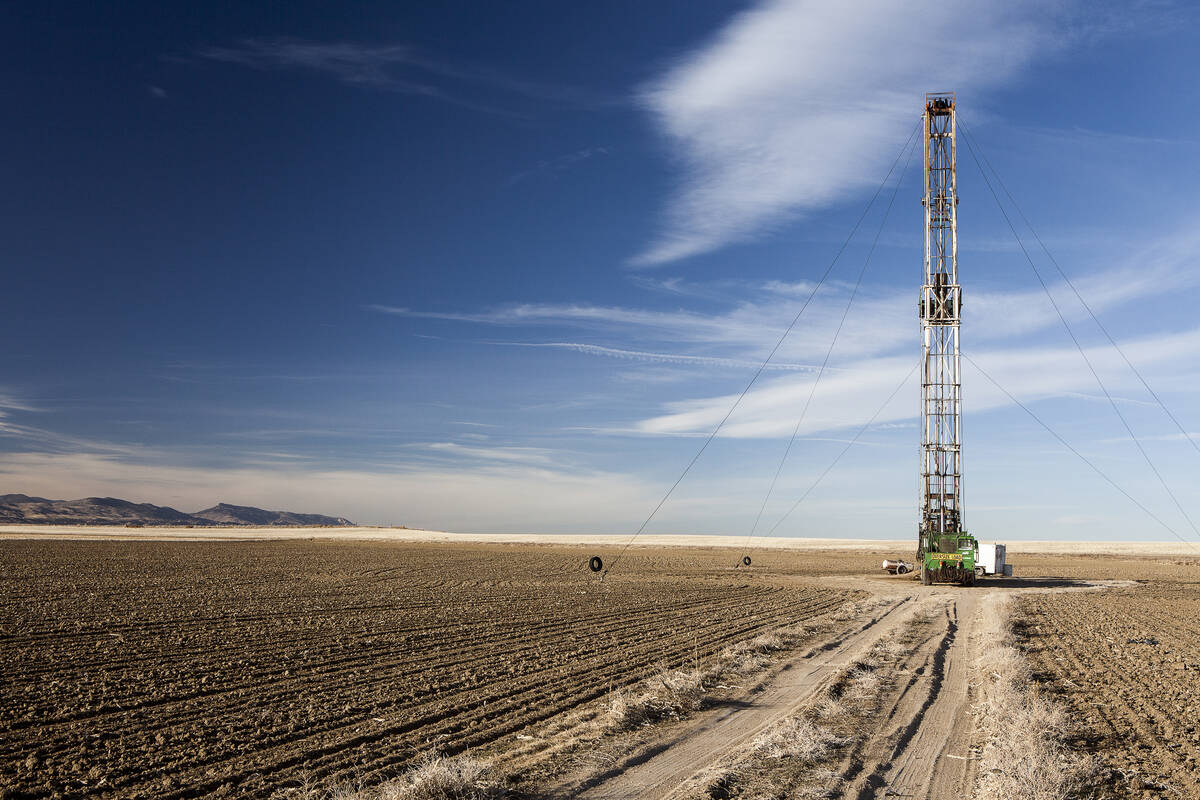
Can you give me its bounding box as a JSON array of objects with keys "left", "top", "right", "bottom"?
[
  {"left": 1017, "top": 578, "right": 1200, "bottom": 799},
  {"left": 0, "top": 540, "right": 857, "bottom": 799}
]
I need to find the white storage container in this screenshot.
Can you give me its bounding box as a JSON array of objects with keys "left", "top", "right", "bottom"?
[{"left": 977, "top": 543, "right": 1010, "bottom": 577}]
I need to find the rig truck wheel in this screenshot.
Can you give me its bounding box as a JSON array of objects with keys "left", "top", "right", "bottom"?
[
  {"left": 921, "top": 567, "right": 932, "bottom": 586},
  {"left": 965, "top": 571, "right": 976, "bottom": 587}
]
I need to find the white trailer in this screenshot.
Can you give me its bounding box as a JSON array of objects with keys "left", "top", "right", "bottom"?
[{"left": 976, "top": 543, "right": 1013, "bottom": 577}]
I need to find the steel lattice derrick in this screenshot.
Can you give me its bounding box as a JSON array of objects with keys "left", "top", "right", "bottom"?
[{"left": 919, "top": 93, "right": 962, "bottom": 555}]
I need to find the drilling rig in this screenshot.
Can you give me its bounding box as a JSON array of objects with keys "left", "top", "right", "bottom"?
[{"left": 918, "top": 93, "right": 977, "bottom": 586}]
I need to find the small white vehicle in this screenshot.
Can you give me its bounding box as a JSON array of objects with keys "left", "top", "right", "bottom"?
[
  {"left": 975, "top": 543, "right": 1013, "bottom": 578},
  {"left": 882, "top": 559, "right": 914, "bottom": 575}
]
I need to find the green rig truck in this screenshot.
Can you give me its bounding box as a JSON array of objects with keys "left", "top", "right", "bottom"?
[{"left": 919, "top": 531, "right": 978, "bottom": 586}]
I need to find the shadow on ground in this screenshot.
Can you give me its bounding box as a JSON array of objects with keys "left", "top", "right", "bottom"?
[
  {"left": 981, "top": 576, "right": 1096, "bottom": 589},
  {"left": 873, "top": 574, "right": 1095, "bottom": 590}
]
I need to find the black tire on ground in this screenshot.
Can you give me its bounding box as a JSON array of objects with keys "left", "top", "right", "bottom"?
[
  {"left": 975, "top": 566, "right": 985, "bottom": 578},
  {"left": 742, "top": 556, "right": 752, "bottom": 567},
  {"left": 895, "top": 565, "right": 909, "bottom": 575},
  {"left": 965, "top": 571, "right": 976, "bottom": 587},
  {"left": 921, "top": 567, "right": 932, "bottom": 586},
  {"left": 588, "top": 556, "right": 603, "bottom": 572}
]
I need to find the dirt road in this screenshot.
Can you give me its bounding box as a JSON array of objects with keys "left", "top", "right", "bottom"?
[
  {"left": 841, "top": 589, "right": 982, "bottom": 800},
  {"left": 559, "top": 583, "right": 1011, "bottom": 800},
  {"left": 569, "top": 595, "right": 914, "bottom": 800}
]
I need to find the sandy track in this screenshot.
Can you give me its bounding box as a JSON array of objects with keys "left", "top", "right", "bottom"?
[
  {"left": 840, "top": 590, "right": 983, "bottom": 800},
  {"left": 563, "top": 582, "right": 1096, "bottom": 800},
  {"left": 556, "top": 596, "right": 916, "bottom": 800}
]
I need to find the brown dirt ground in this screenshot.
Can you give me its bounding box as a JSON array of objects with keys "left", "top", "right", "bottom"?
[
  {"left": 1013, "top": 555, "right": 1200, "bottom": 800},
  {"left": 3, "top": 539, "right": 1197, "bottom": 800},
  {"left": 0, "top": 540, "right": 865, "bottom": 799}
]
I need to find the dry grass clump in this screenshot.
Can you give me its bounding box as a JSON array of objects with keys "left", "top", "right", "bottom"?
[
  {"left": 751, "top": 717, "right": 843, "bottom": 762},
  {"left": 811, "top": 694, "right": 845, "bottom": 720},
  {"left": 606, "top": 669, "right": 705, "bottom": 731},
  {"left": 718, "top": 632, "right": 784, "bottom": 674},
  {"left": 603, "top": 625, "right": 812, "bottom": 735},
  {"left": 698, "top": 717, "right": 845, "bottom": 800},
  {"left": 378, "top": 754, "right": 498, "bottom": 800},
  {"left": 868, "top": 636, "right": 907, "bottom": 664},
  {"left": 290, "top": 754, "right": 500, "bottom": 800},
  {"left": 831, "top": 597, "right": 892, "bottom": 622},
  {"left": 792, "top": 767, "right": 844, "bottom": 799},
  {"left": 974, "top": 597, "right": 1096, "bottom": 800},
  {"left": 830, "top": 601, "right": 863, "bottom": 622},
  {"left": 778, "top": 622, "right": 815, "bottom": 641},
  {"left": 750, "top": 632, "right": 783, "bottom": 651},
  {"left": 843, "top": 666, "right": 882, "bottom": 702}
]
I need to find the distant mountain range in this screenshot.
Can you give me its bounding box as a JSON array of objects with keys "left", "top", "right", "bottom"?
[{"left": 0, "top": 495, "right": 354, "bottom": 527}]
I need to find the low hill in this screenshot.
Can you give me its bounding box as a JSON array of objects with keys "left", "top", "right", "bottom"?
[
  {"left": 0, "top": 495, "right": 353, "bottom": 527},
  {"left": 192, "top": 502, "right": 353, "bottom": 527}
]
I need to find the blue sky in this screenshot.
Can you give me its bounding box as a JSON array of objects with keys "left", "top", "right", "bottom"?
[{"left": 5, "top": 1, "right": 1200, "bottom": 541}]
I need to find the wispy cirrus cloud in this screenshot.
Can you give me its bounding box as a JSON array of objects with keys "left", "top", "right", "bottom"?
[
  {"left": 421, "top": 441, "right": 560, "bottom": 466},
  {"left": 0, "top": 392, "right": 136, "bottom": 456},
  {"left": 634, "top": 326, "right": 1200, "bottom": 439},
  {"left": 632, "top": 0, "right": 1063, "bottom": 265},
  {"left": 195, "top": 39, "right": 440, "bottom": 94},
  {"left": 0, "top": 393, "right": 40, "bottom": 415},
  {"left": 493, "top": 341, "right": 824, "bottom": 372},
  {"left": 372, "top": 241, "right": 1200, "bottom": 364},
  {"left": 507, "top": 147, "right": 611, "bottom": 185},
  {"left": 193, "top": 37, "right": 614, "bottom": 112},
  {"left": 378, "top": 221, "right": 1200, "bottom": 445}
]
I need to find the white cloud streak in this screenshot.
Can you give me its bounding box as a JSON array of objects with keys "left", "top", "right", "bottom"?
[
  {"left": 508, "top": 147, "right": 610, "bottom": 185},
  {"left": 634, "top": 0, "right": 1059, "bottom": 264},
  {"left": 635, "top": 327, "right": 1200, "bottom": 438},
  {"left": 194, "top": 38, "right": 611, "bottom": 112},
  {"left": 197, "top": 39, "right": 438, "bottom": 91},
  {"left": 495, "top": 341, "right": 823, "bottom": 371},
  {"left": 376, "top": 241, "right": 1200, "bottom": 366},
  {"left": 421, "top": 442, "right": 560, "bottom": 465}
]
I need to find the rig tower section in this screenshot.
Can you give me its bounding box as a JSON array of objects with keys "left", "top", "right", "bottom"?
[{"left": 918, "top": 92, "right": 976, "bottom": 586}]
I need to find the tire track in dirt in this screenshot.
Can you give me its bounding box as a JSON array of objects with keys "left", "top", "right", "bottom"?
[
  {"left": 823, "top": 601, "right": 951, "bottom": 795},
  {"left": 841, "top": 592, "right": 979, "bottom": 800},
  {"left": 558, "top": 580, "right": 1120, "bottom": 800},
  {"left": 552, "top": 596, "right": 914, "bottom": 800}
]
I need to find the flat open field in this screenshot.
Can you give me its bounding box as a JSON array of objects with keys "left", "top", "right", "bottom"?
[
  {"left": 0, "top": 539, "right": 863, "bottom": 799},
  {"left": 2, "top": 533, "right": 1197, "bottom": 800},
  {"left": 1, "top": 524, "right": 1192, "bottom": 557},
  {"left": 1018, "top": 578, "right": 1200, "bottom": 798}
]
